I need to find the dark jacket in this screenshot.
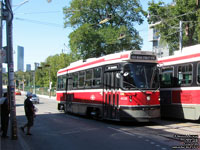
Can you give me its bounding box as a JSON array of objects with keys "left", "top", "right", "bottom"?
[
  {"left": 24, "top": 98, "right": 34, "bottom": 116},
  {"left": 1, "top": 98, "right": 9, "bottom": 116}
]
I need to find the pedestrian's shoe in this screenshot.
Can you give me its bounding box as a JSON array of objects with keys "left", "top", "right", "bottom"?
[
  {"left": 20, "top": 127, "right": 24, "bottom": 133},
  {"left": 26, "top": 133, "right": 32, "bottom": 136}
]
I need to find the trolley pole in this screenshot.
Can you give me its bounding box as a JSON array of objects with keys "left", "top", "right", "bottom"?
[
  {"left": 6, "top": 0, "right": 18, "bottom": 140},
  {"left": 179, "top": 21, "right": 183, "bottom": 51}
]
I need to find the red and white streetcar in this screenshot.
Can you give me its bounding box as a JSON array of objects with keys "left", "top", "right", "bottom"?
[
  {"left": 158, "top": 44, "right": 200, "bottom": 120},
  {"left": 57, "top": 50, "right": 160, "bottom": 121}
]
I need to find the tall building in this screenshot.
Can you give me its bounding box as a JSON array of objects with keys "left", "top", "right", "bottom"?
[
  {"left": 148, "top": 24, "right": 169, "bottom": 58},
  {"left": 34, "top": 62, "right": 39, "bottom": 70},
  {"left": 26, "top": 64, "right": 31, "bottom": 71},
  {"left": 17, "top": 46, "right": 24, "bottom": 72}
]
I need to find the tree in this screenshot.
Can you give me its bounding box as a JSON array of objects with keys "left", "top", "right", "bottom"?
[
  {"left": 35, "top": 53, "right": 75, "bottom": 88},
  {"left": 15, "top": 71, "right": 25, "bottom": 89},
  {"left": 63, "top": 0, "right": 146, "bottom": 59},
  {"left": 148, "top": 0, "right": 200, "bottom": 54}
]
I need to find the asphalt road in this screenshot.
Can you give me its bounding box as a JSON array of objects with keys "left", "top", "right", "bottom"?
[{"left": 15, "top": 95, "right": 199, "bottom": 150}]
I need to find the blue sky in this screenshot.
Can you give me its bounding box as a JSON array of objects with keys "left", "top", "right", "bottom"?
[{"left": 9, "top": 0, "right": 172, "bottom": 71}]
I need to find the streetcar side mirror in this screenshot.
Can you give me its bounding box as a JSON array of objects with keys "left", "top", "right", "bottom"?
[
  {"left": 116, "top": 72, "right": 129, "bottom": 78},
  {"left": 116, "top": 73, "right": 121, "bottom": 78},
  {"left": 123, "top": 72, "right": 129, "bottom": 77}
]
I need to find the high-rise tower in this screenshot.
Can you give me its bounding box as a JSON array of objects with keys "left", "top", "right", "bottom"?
[{"left": 17, "top": 46, "right": 24, "bottom": 72}]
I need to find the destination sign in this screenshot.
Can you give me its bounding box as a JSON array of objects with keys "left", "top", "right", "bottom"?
[
  {"left": 131, "top": 54, "right": 156, "bottom": 60},
  {"left": 105, "top": 65, "right": 119, "bottom": 70}
]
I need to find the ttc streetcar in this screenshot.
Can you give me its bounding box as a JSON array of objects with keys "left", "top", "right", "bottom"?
[
  {"left": 158, "top": 44, "right": 200, "bottom": 120},
  {"left": 57, "top": 50, "right": 160, "bottom": 122}
]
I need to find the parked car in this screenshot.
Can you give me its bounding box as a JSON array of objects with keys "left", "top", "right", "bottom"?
[
  {"left": 30, "top": 94, "right": 39, "bottom": 104},
  {"left": 15, "top": 91, "right": 21, "bottom": 95}
]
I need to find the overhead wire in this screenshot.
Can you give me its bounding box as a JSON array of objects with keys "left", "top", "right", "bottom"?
[
  {"left": 14, "top": 11, "right": 62, "bottom": 15},
  {"left": 164, "top": 21, "right": 199, "bottom": 38},
  {"left": 149, "top": 10, "right": 198, "bottom": 29},
  {"left": 14, "top": 17, "right": 64, "bottom": 28}
]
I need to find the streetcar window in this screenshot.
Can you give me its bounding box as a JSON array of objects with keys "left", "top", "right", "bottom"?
[
  {"left": 57, "top": 75, "right": 66, "bottom": 90},
  {"left": 72, "top": 73, "right": 78, "bottom": 89},
  {"left": 123, "top": 63, "right": 158, "bottom": 89},
  {"left": 160, "top": 67, "right": 174, "bottom": 88},
  {"left": 62, "top": 76, "right": 66, "bottom": 90},
  {"left": 85, "top": 70, "right": 92, "bottom": 87},
  {"left": 93, "top": 67, "right": 102, "bottom": 87},
  {"left": 78, "top": 71, "right": 85, "bottom": 88},
  {"left": 68, "top": 74, "right": 73, "bottom": 90},
  {"left": 178, "top": 64, "right": 193, "bottom": 85},
  {"left": 123, "top": 64, "right": 135, "bottom": 88},
  {"left": 197, "top": 63, "right": 200, "bottom": 84},
  {"left": 57, "top": 76, "right": 62, "bottom": 90}
]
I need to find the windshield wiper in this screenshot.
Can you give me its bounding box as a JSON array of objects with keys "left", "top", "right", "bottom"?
[
  {"left": 150, "top": 67, "right": 156, "bottom": 88},
  {"left": 150, "top": 67, "right": 160, "bottom": 90},
  {"left": 143, "top": 66, "right": 148, "bottom": 88},
  {"left": 123, "top": 81, "right": 144, "bottom": 92}
]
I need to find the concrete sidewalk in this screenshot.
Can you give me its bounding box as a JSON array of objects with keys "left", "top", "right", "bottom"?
[
  {"left": 0, "top": 93, "right": 56, "bottom": 150},
  {"left": 0, "top": 128, "right": 23, "bottom": 150}
]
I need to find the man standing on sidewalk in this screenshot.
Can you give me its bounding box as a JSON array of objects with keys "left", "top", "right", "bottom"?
[
  {"left": 0, "top": 92, "right": 10, "bottom": 138},
  {"left": 21, "top": 92, "right": 35, "bottom": 135}
]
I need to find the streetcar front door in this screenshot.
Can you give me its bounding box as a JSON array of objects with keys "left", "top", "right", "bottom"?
[{"left": 103, "top": 71, "right": 120, "bottom": 120}]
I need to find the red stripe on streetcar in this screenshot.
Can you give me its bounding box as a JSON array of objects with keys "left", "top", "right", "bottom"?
[
  {"left": 58, "top": 54, "right": 129, "bottom": 74},
  {"left": 158, "top": 53, "right": 200, "bottom": 63},
  {"left": 58, "top": 58, "right": 104, "bottom": 74}
]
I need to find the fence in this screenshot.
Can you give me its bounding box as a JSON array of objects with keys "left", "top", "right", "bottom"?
[{"left": 23, "top": 86, "right": 56, "bottom": 97}]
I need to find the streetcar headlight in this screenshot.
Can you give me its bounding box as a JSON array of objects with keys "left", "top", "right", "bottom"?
[
  {"left": 147, "top": 96, "right": 151, "bottom": 101},
  {"left": 129, "top": 96, "right": 132, "bottom": 102}
]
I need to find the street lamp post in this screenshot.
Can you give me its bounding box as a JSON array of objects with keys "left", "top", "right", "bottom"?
[
  {"left": 44, "top": 64, "right": 51, "bottom": 98},
  {"left": 13, "top": 0, "right": 29, "bottom": 12},
  {"left": 33, "top": 62, "right": 38, "bottom": 94}
]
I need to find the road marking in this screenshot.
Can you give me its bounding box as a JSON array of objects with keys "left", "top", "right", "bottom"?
[
  {"left": 62, "top": 130, "right": 81, "bottom": 135},
  {"left": 107, "top": 127, "right": 135, "bottom": 137},
  {"left": 84, "top": 128, "right": 98, "bottom": 131},
  {"left": 108, "top": 127, "right": 169, "bottom": 150},
  {"left": 150, "top": 142, "right": 155, "bottom": 145}
]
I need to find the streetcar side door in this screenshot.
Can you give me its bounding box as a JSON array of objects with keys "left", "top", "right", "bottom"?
[
  {"left": 65, "top": 73, "right": 73, "bottom": 113},
  {"left": 103, "top": 65, "right": 121, "bottom": 120}
]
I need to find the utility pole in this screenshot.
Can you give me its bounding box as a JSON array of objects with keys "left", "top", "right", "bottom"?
[
  {"left": 33, "top": 62, "right": 37, "bottom": 94},
  {"left": 0, "top": 1, "right": 3, "bottom": 98},
  {"left": 5, "top": 0, "right": 18, "bottom": 140},
  {"left": 179, "top": 21, "right": 183, "bottom": 51},
  {"left": 44, "top": 64, "right": 51, "bottom": 98}
]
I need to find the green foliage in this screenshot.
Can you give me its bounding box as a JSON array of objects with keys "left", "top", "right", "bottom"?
[
  {"left": 35, "top": 53, "right": 76, "bottom": 88},
  {"left": 64, "top": 0, "right": 146, "bottom": 59},
  {"left": 14, "top": 53, "right": 79, "bottom": 89},
  {"left": 148, "top": 0, "right": 199, "bottom": 54},
  {"left": 14, "top": 71, "right": 34, "bottom": 89}
]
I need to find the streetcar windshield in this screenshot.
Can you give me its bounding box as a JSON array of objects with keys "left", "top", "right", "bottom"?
[{"left": 123, "top": 63, "right": 158, "bottom": 89}]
